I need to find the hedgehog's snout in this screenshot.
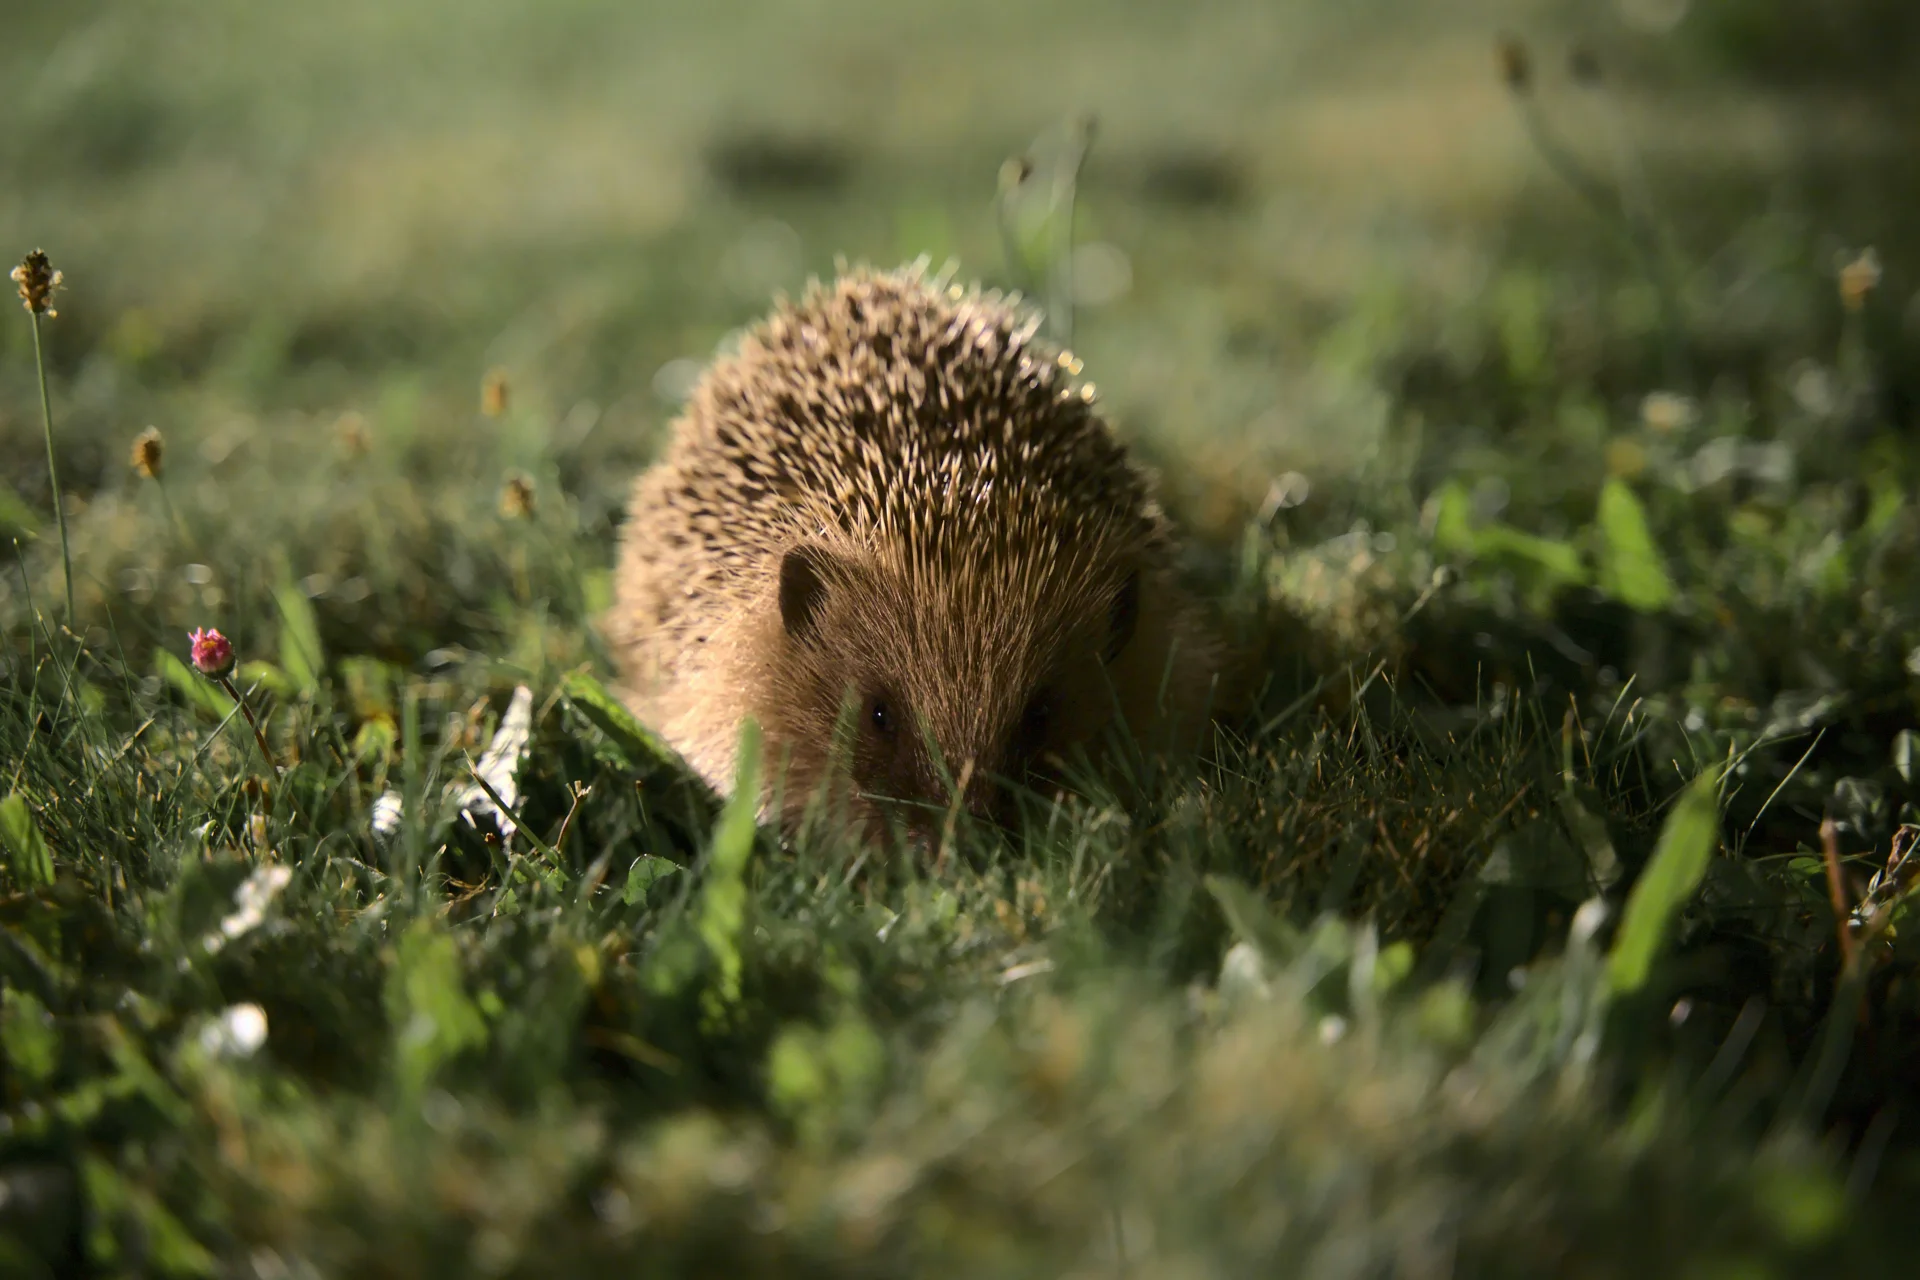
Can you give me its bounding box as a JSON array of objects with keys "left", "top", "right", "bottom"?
[
  {"left": 952, "top": 754, "right": 1018, "bottom": 828},
  {"left": 930, "top": 696, "right": 1057, "bottom": 833}
]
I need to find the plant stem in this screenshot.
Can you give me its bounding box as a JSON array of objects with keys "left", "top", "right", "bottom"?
[
  {"left": 29, "top": 313, "right": 74, "bottom": 623},
  {"left": 218, "top": 674, "right": 279, "bottom": 773},
  {"left": 155, "top": 476, "right": 189, "bottom": 550},
  {"left": 1516, "top": 98, "right": 1688, "bottom": 387}
]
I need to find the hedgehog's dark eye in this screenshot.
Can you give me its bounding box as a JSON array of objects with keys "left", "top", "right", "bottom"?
[
  {"left": 1014, "top": 689, "right": 1053, "bottom": 755},
  {"left": 868, "top": 696, "right": 897, "bottom": 737}
]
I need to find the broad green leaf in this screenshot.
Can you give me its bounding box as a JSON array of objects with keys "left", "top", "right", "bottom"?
[
  {"left": 0, "top": 792, "right": 56, "bottom": 887},
  {"left": 273, "top": 574, "right": 325, "bottom": 693},
  {"left": 1595, "top": 479, "right": 1675, "bottom": 612},
  {"left": 623, "top": 854, "right": 682, "bottom": 906},
  {"left": 1428, "top": 481, "right": 1474, "bottom": 554},
  {"left": 0, "top": 481, "right": 39, "bottom": 541},
  {"left": 1428, "top": 480, "right": 1587, "bottom": 606},
  {"left": 157, "top": 648, "right": 234, "bottom": 718},
  {"left": 386, "top": 921, "right": 488, "bottom": 1100},
  {"left": 1, "top": 988, "right": 58, "bottom": 1086},
  {"left": 1607, "top": 770, "right": 1722, "bottom": 994},
  {"left": 1477, "top": 524, "right": 1586, "bottom": 588},
  {"left": 237, "top": 660, "right": 297, "bottom": 699},
  {"left": 561, "top": 670, "right": 686, "bottom": 772}
]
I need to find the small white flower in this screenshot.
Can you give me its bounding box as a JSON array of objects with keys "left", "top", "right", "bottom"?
[
  {"left": 1570, "top": 898, "right": 1611, "bottom": 948},
  {"left": 459, "top": 684, "right": 534, "bottom": 838},
  {"left": 369, "top": 685, "right": 537, "bottom": 846},
  {"left": 204, "top": 864, "right": 292, "bottom": 954},
  {"left": 199, "top": 1002, "right": 268, "bottom": 1059},
  {"left": 371, "top": 790, "right": 404, "bottom": 840}
]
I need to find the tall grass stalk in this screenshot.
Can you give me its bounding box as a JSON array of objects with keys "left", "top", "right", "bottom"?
[
  {"left": 1498, "top": 41, "right": 1688, "bottom": 385},
  {"left": 1048, "top": 115, "right": 1096, "bottom": 352},
  {"left": 29, "top": 310, "right": 74, "bottom": 623}
]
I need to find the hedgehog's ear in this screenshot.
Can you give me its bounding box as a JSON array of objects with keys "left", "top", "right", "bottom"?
[
  {"left": 779, "top": 546, "right": 833, "bottom": 645},
  {"left": 1104, "top": 569, "right": 1140, "bottom": 663}
]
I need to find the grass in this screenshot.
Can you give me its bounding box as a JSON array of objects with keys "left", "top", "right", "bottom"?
[{"left": 4, "top": 2, "right": 1920, "bottom": 1275}]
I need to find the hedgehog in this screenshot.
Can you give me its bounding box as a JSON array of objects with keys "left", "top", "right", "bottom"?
[{"left": 606, "top": 264, "right": 1221, "bottom": 842}]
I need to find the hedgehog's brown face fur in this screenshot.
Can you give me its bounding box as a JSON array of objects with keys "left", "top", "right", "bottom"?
[{"left": 755, "top": 533, "right": 1153, "bottom": 843}]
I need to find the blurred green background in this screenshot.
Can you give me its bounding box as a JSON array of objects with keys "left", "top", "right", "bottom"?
[
  {"left": 4, "top": 0, "right": 1914, "bottom": 550},
  {"left": 6, "top": 0, "right": 1918, "bottom": 698}
]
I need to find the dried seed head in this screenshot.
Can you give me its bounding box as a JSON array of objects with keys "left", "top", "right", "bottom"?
[
  {"left": 481, "top": 369, "right": 510, "bottom": 417},
  {"left": 1839, "top": 248, "right": 1882, "bottom": 313},
  {"left": 1496, "top": 35, "right": 1532, "bottom": 93},
  {"left": 11, "top": 249, "right": 63, "bottom": 317},
  {"left": 499, "top": 471, "right": 535, "bottom": 519},
  {"left": 1639, "top": 391, "right": 1698, "bottom": 434},
  {"left": 999, "top": 155, "right": 1034, "bottom": 195},
  {"left": 131, "top": 426, "right": 165, "bottom": 479}
]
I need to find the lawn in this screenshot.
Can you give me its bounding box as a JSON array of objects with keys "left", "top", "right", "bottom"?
[{"left": 3, "top": 1, "right": 1918, "bottom": 1275}]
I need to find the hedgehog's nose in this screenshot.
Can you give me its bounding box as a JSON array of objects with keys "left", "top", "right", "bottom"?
[
  {"left": 963, "top": 782, "right": 1003, "bottom": 825},
  {"left": 957, "top": 760, "right": 1023, "bottom": 832},
  {"left": 939, "top": 756, "right": 995, "bottom": 824}
]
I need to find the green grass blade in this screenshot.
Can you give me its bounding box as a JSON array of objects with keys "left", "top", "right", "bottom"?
[
  {"left": 1607, "top": 769, "right": 1722, "bottom": 995},
  {"left": 698, "top": 719, "right": 761, "bottom": 1013},
  {"left": 1205, "top": 873, "right": 1302, "bottom": 963},
  {"left": 1595, "top": 479, "right": 1676, "bottom": 612},
  {"left": 273, "top": 574, "right": 325, "bottom": 694},
  {"left": 0, "top": 792, "right": 56, "bottom": 887}
]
